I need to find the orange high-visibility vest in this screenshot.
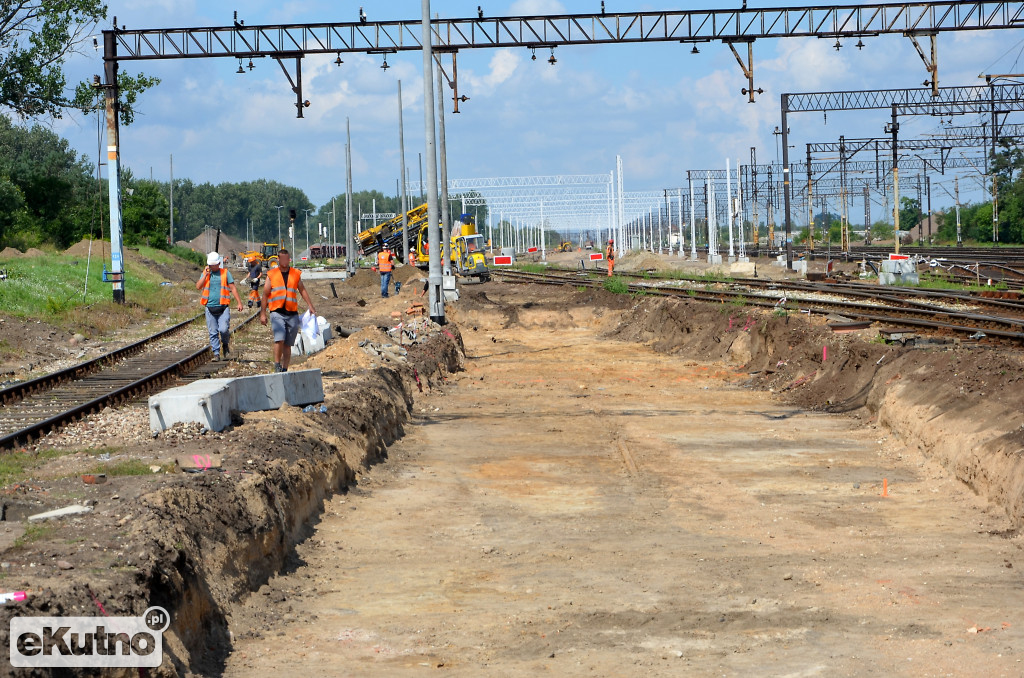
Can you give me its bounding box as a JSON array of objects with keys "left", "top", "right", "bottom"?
[
  {"left": 377, "top": 250, "right": 394, "bottom": 272},
  {"left": 200, "top": 269, "right": 232, "bottom": 306},
  {"left": 267, "top": 266, "right": 301, "bottom": 312}
]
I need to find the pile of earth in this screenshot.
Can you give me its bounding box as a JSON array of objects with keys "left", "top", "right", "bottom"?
[{"left": 185, "top": 229, "right": 248, "bottom": 261}]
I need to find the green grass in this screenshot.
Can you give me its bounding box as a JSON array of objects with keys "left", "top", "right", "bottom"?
[
  {"left": 916, "top": 277, "right": 1009, "bottom": 291},
  {"left": 0, "top": 448, "right": 78, "bottom": 487},
  {"left": 654, "top": 270, "right": 735, "bottom": 284},
  {"left": 166, "top": 246, "right": 205, "bottom": 267},
  {"left": 513, "top": 262, "right": 548, "bottom": 274},
  {"left": 0, "top": 250, "right": 195, "bottom": 328},
  {"left": 13, "top": 523, "right": 54, "bottom": 549},
  {"left": 603, "top": 276, "right": 630, "bottom": 294},
  {"left": 91, "top": 460, "right": 155, "bottom": 477}
]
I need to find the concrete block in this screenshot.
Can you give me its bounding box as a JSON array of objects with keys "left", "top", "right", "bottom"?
[
  {"left": 708, "top": 254, "right": 723, "bottom": 264},
  {"left": 879, "top": 271, "right": 919, "bottom": 286},
  {"left": 318, "top": 317, "right": 332, "bottom": 343},
  {"left": 302, "top": 331, "right": 325, "bottom": 355},
  {"left": 881, "top": 259, "right": 916, "bottom": 275},
  {"left": 149, "top": 369, "right": 324, "bottom": 433},
  {"left": 301, "top": 270, "right": 349, "bottom": 280},
  {"left": 730, "top": 262, "right": 755, "bottom": 276},
  {"left": 28, "top": 505, "right": 93, "bottom": 522},
  {"left": 792, "top": 260, "right": 808, "bottom": 276}
]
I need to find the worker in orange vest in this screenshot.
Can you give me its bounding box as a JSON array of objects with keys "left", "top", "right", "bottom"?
[
  {"left": 195, "top": 251, "right": 243, "bottom": 362},
  {"left": 605, "top": 239, "right": 616, "bottom": 277},
  {"left": 259, "top": 249, "right": 317, "bottom": 373},
  {"left": 377, "top": 244, "right": 396, "bottom": 298}
]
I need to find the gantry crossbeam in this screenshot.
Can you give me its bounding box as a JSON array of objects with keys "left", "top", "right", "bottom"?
[
  {"left": 784, "top": 83, "right": 1024, "bottom": 114},
  {"left": 107, "top": 2, "right": 1024, "bottom": 61}
]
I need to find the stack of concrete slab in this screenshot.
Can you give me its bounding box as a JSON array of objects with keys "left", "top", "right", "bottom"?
[
  {"left": 878, "top": 259, "right": 919, "bottom": 286},
  {"left": 292, "top": 315, "right": 333, "bottom": 357},
  {"left": 149, "top": 369, "right": 324, "bottom": 433}
]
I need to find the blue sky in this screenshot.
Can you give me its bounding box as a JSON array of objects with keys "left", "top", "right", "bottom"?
[{"left": 53, "top": 1, "right": 1024, "bottom": 218}]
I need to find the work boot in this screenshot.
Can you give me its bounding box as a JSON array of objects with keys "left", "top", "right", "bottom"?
[
  {"left": 273, "top": 362, "right": 283, "bottom": 373},
  {"left": 212, "top": 353, "right": 221, "bottom": 362},
  {"left": 221, "top": 333, "right": 230, "bottom": 356}
]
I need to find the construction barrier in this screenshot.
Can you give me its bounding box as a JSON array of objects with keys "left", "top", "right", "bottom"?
[
  {"left": 527, "top": 247, "right": 539, "bottom": 253},
  {"left": 589, "top": 253, "right": 604, "bottom": 261},
  {"left": 492, "top": 255, "right": 514, "bottom": 266}
]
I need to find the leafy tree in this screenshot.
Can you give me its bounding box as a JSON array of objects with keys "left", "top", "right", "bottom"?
[
  {"left": 122, "top": 179, "right": 170, "bottom": 247},
  {"left": 0, "top": 114, "right": 96, "bottom": 248},
  {"left": 870, "top": 220, "right": 894, "bottom": 241},
  {"left": 898, "top": 196, "right": 923, "bottom": 235},
  {"left": 1, "top": 1, "right": 158, "bottom": 123}
]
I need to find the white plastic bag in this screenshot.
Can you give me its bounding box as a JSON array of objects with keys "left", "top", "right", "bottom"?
[{"left": 300, "top": 310, "right": 317, "bottom": 338}]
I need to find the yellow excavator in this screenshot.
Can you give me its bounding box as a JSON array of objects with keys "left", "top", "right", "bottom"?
[
  {"left": 239, "top": 242, "right": 280, "bottom": 267},
  {"left": 414, "top": 212, "right": 489, "bottom": 282}
]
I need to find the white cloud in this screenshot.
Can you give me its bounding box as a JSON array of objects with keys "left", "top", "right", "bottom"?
[
  {"left": 508, "top": 0, "right": 567, "bottom": 15},
  {"left": 762, "top": 39, "right": 850, "bottom": 92},
  {"left": 466, "top": 49, "right": 521, "bottom": 94}
]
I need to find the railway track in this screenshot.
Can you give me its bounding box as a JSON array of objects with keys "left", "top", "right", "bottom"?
[
  {"left": 493, "top": 268, "right": 1024, "bottom": 345},
  {"left": 0, "top": 312, "right": 259, "bottom": 449}
]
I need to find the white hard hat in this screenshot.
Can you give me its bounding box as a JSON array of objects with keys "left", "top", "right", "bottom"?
[{"left": 207, "top": 252, "right": 222, "bottom": 266}]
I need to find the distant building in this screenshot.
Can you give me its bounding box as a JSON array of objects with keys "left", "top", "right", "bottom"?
[{"left": 909, "top": 213, "right": 943, "bottom": 243}]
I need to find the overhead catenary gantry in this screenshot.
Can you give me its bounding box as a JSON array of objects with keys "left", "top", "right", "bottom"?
[
  {"left": 779, "top": 82, "right": 1024, "bottom": 266},
  {"left": 106, "top": 1, "right": 1024, "bottom": 108}
]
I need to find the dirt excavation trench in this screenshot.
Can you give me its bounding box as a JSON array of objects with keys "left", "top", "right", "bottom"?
[{"left": 221, "top": 287, "right": 1024, "bottom": 677}]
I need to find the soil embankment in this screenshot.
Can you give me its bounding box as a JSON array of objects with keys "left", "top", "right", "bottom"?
[{"left": 610, "top": 294, "right": 1024, "bottom": 524}]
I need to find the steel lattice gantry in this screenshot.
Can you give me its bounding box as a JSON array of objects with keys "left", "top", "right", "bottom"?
[
  {"left": 109, "top": 2, "right": 1024, "bottom": 60},
  {"left": 778, "top": 83, "right": 1024, "bottom": 265}
]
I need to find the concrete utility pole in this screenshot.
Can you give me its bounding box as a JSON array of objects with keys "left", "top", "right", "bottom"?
[
  {"left": 422, "top": 0, "right": 444, "bottom": 323},
  {"left": 102, "top": 33, "right": 125, "bottom": 303},
  {"left": 727, "top": 158, "right": 735, "bottom": 259},
  {"left": 346, "top": 118, "right": 355, "bottom": 276},
  {"left": 689, "top": 172, "right": 697, "bottom": 260},
  {"left": 615, "top": 155, "right": 624, "bottom": 256},
  {"left": 890, "top": 104, "right": 901, "bottom": 255},
  {"left": 436, "top": 57, "right": 452, "bottom": 276},
  {"left": 303, "top": 208, "right": 312, "bottom": 254},
  {"left": 275, "top": 205, "right": 284, "bottom": 246},
  {"left": 398, "top": 80, "right": 409, "bottom": 263},
  {"left": 169, "top": 154, "right": 174, "bottom": 246}
]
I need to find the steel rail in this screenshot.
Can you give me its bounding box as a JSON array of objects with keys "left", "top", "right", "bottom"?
[
  {"left": 0, "top": 313, "right": 202, "bottom": 407},
  {"left": 0, "top": 313, "right": 259, "bottom": 450}
]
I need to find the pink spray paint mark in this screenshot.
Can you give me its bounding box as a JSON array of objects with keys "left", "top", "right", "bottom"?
[{"left": 823, "top": 346, "right": 828, "bottom": 362}]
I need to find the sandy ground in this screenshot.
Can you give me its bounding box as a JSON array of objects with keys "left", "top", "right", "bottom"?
[{"left": 221, "top": 292, "right": 1024, "bottom": 677}]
